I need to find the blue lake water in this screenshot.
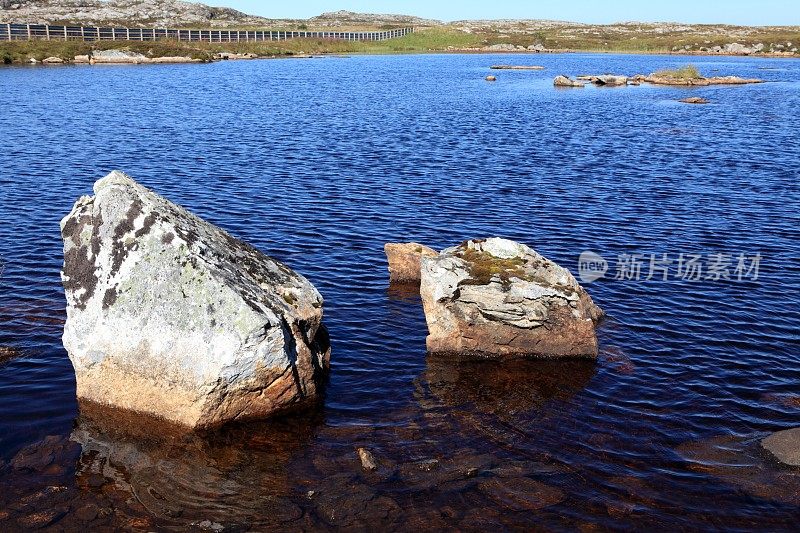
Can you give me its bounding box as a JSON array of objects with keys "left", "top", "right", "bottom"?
[{"left": 0, "top": 53, "right": 799, "bottom": 530}]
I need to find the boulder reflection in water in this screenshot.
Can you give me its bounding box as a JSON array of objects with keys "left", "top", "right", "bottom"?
[
  {"left": 423, "top": 357, "right": 596, "bottom": 420},
  {"left": 70, "top": 402, "right": 320, "bottom": 530}
]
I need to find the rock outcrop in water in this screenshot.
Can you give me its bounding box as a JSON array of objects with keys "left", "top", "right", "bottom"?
[
  {"left": 420, "top": 238, "right": 603, "bottom": 359},
  {"left": 644, "top": 74, "right": 763, "bottom": 86},
  {"left": 60, "top": 171, "right": 330, "bottom": 429},
  {"left": 761, "top": 428, "right": 800, "bottom": 466},
  {"left": 553, "top": 75, "right": 585, "bottom": 87},
  {"left": 384, "top": 242, "right": 438, "bottom": 283}
]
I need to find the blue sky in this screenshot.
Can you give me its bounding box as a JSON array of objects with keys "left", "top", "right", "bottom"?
[{"left": 220, "top": 1, "right": 799, "bottom": 25}]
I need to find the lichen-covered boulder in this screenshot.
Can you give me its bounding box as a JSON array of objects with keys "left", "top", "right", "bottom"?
[
  {"left": 420, "top": 238, "right": 602, "bottom": 359},
  {"left": 384, "top": 242, "right": 438, "bottom": 283},
  {"left": 60, "top": 171, "right": 330, "bottom": 429}
]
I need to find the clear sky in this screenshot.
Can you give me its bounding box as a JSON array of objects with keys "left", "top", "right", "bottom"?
[{"left": 218, "top": 1, "right": 799, "bottom": 26}]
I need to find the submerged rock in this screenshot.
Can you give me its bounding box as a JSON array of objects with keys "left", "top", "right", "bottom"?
[
  {"left": 679, "top": 97, "right": 710, "bottom": 104},
  {"left": 384, "top": 242, "right": 438, "bottom": 283},
  {"left": 357, "top": 447, "right": 378, "bottom": 471},
  {"left": 0, "top": 346, "right": 20, "bottom": 365},
  {"left": 420, "top": 238, "right": 603, "bottom": 359},
  {"left": 60, "top": 171, "right": 330, "bottom": 429},
  {"left": 762, "top": 428, "right": 800, "bottom": 466},
  {"left": 553, "top": 75, "right": 585, "bottom": 88}
]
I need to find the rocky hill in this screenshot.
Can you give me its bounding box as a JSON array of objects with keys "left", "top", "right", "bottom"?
[
  {"left": 0, "top": 0, "right": 289, "bottom": 27},
  {"left": 1, "top": 1, "right": 797, "bottom": 56},
  {"left": 0, "top": 2, "right": 432, "bottom": 28},
  {"left": 308, "top": 10, "right": 441, "bottom": 28}
]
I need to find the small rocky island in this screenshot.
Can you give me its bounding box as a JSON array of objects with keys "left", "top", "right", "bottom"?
[
  {"left": 554, "top": 66, "right": 763, "bottom": 89},
  {"left": 403, "top": 238, "right": 604, "bottom": 360},
  {"left": 60, "top": 171, "right": 330, "bottom": 429}
]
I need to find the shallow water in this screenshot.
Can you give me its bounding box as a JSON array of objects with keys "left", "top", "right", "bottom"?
[{"left": 1, "top": 53, "right": 799, "bottom": 531}]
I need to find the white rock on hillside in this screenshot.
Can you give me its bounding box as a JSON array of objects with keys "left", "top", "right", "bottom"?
[{"left": 60, "top": 171, "right": 329, "bottom": 429}]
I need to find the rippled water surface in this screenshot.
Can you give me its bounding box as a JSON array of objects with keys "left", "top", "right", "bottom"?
[{"left": 1, "top": 53, "right": 799, "bottom": 531}]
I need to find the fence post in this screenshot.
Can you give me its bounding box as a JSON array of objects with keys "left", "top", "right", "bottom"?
[
  {"left": 45, "top": 25, "right": 50, "bottom": 40},
  {"left": 5, "top": 23, "right": 9, "bottom": 41}
]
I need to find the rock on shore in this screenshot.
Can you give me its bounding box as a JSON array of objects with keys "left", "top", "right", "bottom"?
[
  {"left": 420, "top": 238, "right": 603, "bottom": 359},
  {"left": 90, "top": 49, "right": 199, "bottom": 64},
  {"left": 60, "top": 171, "right": 330, "bottom": 429},
  {"left": 384, "top": 242, "right": 438, "bottom": 283}
]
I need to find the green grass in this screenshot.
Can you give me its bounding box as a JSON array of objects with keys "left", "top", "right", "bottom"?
[
  {"left": 653, "top": 64, "right": 702, "bottom": 79},
  {"left": 1, "top": 24, "right": 798, "bottom": 64}
]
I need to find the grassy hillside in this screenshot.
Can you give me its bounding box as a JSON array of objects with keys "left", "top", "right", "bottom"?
[{"left": 1, "top": 25, "right": 799, "bottom": 64}]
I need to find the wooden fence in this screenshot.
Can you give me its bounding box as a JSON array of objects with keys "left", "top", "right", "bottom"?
[{"left": 0, "top": 23, "right": 413, "bottom": 43}]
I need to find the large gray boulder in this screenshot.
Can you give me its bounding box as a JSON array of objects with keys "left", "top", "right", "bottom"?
[
  {"left": 553, "top": 75, "right": 585, "bottom": 88},
  {"left": 420, "top": 238, "right": 603, "bottom": 359},
  {"left": 60, "top": 171, "right": 329, "bottom": 429}
]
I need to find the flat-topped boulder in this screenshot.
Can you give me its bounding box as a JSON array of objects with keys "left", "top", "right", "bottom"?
[
  {"left": 384, "top": 242, "right": 438, "bottom": 283},
  {"left": 574, "top": 75, "right": 629, "bottom": 86},
  {"left": 554, "top": 75, "right": 585, "bottom": 88},
  {"left": 420, "top": 238, "right": 603, "bottom": 359},
  {"left": 762, "top": 428, "right": 800, "bottom": 466},
  {"left": 593, "top": 75, "right": 628, "bottom": 86},
  {"left": 60, "top": 171, "right": 330, "bottom": 429}
]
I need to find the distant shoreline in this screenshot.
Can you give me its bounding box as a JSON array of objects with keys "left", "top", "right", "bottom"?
[{"left": 1, "top": 39, "right": 798, "bottom": 66}]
